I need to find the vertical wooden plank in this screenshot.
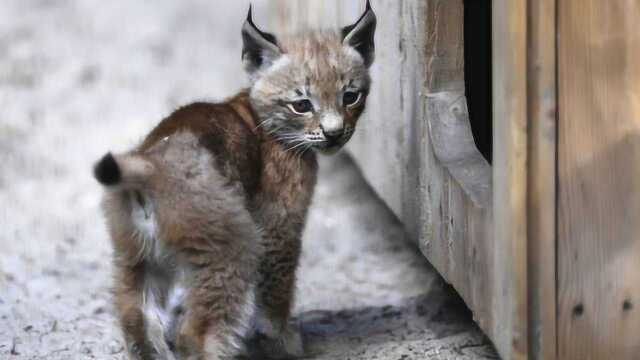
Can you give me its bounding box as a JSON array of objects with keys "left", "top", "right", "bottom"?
[
  {"left": 527, "top": 0, "right": 557, "bottom": 359},
  {"left": 420, "top": 0, "right": 465, "bottom": 290},
  {"left": 492, "top": 0, "right": 528, "bottom": 359},
  {"left": 557, "top": 1, "right": 640, "bottom": 359}
]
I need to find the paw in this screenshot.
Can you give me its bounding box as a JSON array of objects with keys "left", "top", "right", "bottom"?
[{"left": 258, "top": 325, "right": 304, "bottom": 359}]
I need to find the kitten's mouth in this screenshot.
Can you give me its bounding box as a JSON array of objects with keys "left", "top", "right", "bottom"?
[{"left": 313, "top": 138, "right": 347, "bottom": 154}]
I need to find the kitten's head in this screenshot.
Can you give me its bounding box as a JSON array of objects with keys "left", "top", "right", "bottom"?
[{"left": 242, "top": 1, "right": 376, "bottom": 154}]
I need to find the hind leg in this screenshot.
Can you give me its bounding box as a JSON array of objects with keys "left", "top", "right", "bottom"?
[
  {"left": 113, "top": 265, "right": 172, "bottom": 360},
  {"left": 176, "top": 269, "right": 254, "bottom": 360},
  {"left": 114, "top": 266, "right": 175, "bottom": 360},
  {"left": 174, "top": 263, "right": 256, "bottom": 360}
]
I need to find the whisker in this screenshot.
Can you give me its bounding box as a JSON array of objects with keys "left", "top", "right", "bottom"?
[
  {"left": 274, "top": 134, "right": 302, "bottom": 141},
  {"left": 286, "top": 140, "right": 309, "bottom": 155},
  {"left": 299, "top": 143, "right": 314, "bottom": 156},
  {"left": 294, "top": 143, "right": 309, "bottom": 157},
  {"left": 253, "top": 118, "right": 272, "bottom": 131},
  {"left": 263, "top": 123, "right": 288, "bottom": 135}
]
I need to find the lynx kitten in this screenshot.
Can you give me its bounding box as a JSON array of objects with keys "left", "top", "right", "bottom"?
[{"left": 94, "top": 2, "right": 376, "bottom": 359}]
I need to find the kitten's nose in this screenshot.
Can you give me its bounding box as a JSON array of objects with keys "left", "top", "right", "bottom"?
[{"left": 321, "top": 126, "right": 344, "bottom": 142}]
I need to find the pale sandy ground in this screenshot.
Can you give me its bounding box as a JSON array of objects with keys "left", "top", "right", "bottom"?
[{"left": 0, "top": 1, "right": 497, "bottom": 359}]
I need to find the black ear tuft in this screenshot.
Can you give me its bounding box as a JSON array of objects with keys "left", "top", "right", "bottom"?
[
  {"left": 245, "top": 5, "right": 278, "bottom": 50},
  {"left": 342, "top": 0, "right": 377, "bottom": 67},
  {"left": 242, "top": 5, "right": 282, "bottom": 75},
  {"left": 94, "top": 152, "right": 121, "bottom": 186}
]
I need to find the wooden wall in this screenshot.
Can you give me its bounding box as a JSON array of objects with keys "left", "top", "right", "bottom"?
[{"left": 557, "top": 1, "right": 640, "bottom": 358}]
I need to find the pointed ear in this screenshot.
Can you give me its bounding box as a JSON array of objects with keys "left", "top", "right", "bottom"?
[
  {"left": 242, "top": 5, "right": 282, "bottom": 76},
  {"left": 341, "top": 0, "right": 377, "bottom": 67}
]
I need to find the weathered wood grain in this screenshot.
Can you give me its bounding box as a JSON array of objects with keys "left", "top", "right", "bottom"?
[
  {"left": 492, "top": 0, "right": 529, "bottom": 358},
  {"left": 427, "top": 92, "right": 492, "bottom": 208},
  {"left": 557, "top": 1, "right": 640, "bottom": 359},
  {"left": 526, "top": 0, "right": 557, "bottom": 358}
]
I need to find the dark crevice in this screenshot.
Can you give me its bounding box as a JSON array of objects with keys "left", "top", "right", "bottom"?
[{"left": 463, "top": 0, "right": 493, "bottom": 163}]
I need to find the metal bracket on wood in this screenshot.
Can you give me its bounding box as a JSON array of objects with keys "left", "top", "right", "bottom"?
[{"left": 427, "top": 92, "right": 492, "bottom": 208}]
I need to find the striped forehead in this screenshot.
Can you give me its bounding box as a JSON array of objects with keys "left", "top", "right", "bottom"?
[
  {"left": 278, "top": 32, "right": 364, "bottom": 100},
  {"left": 253, "top": 31, "right": 368, "bottom": 104}
]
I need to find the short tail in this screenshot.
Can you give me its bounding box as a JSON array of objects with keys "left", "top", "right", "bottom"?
[{"left": 93, "top": 152, "right": 154, "bottom": 188}]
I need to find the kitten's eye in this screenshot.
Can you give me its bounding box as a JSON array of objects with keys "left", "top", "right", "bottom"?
[
  {"left": 343, "top": 91, "right": 362, "bottom": 107},
  {"left": 288, "top": 99, "right": 314, "bottom": 114}
]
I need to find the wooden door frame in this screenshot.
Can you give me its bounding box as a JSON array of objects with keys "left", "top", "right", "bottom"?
[
  {"left": 526, "top": 0, "right": 557, "bottom": 359},
  {"left": 492, "top": 0, "right": 558, "bottom": 359},
  {"left": 492, "top": 0, "right": 528, "bottom": 358}
]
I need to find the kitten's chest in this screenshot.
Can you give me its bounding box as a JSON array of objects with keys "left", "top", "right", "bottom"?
[{"left": 252, "top": 145, "right": 318, "bottom": 227}]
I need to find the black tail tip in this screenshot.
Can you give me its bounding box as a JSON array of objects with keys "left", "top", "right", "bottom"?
[{"left": 94, "top": 152, "right": 121, "bottom": 186}]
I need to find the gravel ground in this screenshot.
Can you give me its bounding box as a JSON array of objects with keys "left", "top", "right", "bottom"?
[{"left": 0, "top": 1, "right": 497, "bottom": 359}]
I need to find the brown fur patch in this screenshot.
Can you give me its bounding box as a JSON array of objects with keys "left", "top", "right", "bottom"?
[{"left": 140, "top": 92, "right": 261, "bottom": 200}]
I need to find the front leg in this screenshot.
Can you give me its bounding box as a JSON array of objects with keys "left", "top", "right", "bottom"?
[{"left": 255, "top": 234, "right": 304, "bottom": 359}]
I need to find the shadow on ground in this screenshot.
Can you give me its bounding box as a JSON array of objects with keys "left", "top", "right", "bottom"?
[{"left": 298, "top": 287, "right": 498, "bottom": 360}]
